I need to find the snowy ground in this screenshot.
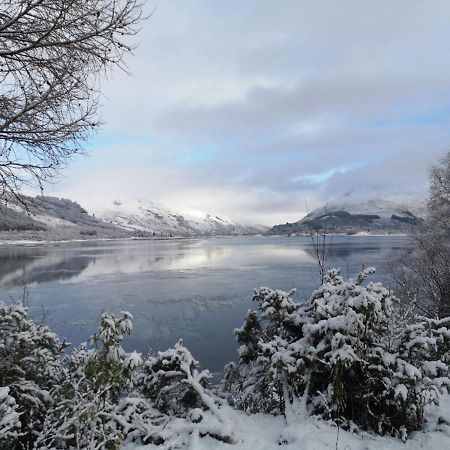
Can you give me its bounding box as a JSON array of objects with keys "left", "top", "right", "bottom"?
[{"left": 124, "top": 396, "right": 450, "bottom": 450}]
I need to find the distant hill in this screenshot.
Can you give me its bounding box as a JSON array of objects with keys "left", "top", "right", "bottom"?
[
  {"left": 0, "top": 195, "right": 265, "bottom": 241},
  {"left": 0, "top": 195, "right": 128, "bottom": 240},
  {"left": 269, "top": 189, "right": 425, "bottom": 235},
  {"left": 92, "top": 198, "right": 266, "bottom": 237}
]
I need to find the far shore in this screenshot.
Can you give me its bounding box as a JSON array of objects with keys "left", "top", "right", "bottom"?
[{"left": 0, "top": 231, "right": 410, "bottom": 247}]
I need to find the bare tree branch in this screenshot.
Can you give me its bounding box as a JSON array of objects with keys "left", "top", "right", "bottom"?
[
  {"left": 0, "top": 0, "right": 145, "bottom": 200},
  {"left": 387, "top": 151, "right": 450, "bottom": 318}
]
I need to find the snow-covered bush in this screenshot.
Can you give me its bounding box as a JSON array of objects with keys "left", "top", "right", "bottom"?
[
  {"left": 225, "top": 268, "right": 450, "bottom": 438},
  {"left": 0, "top": 302, "right": 234, "bottom": 449},
  {"left": 36, "top": 311, "right": 142, "bottom": 449},
  {"left": 142, "top": 340, "right": 212, "bottom": 415},
  {"left": 106, "top": 395, "right": 165, "bottom": 446},
  {"left": 0, "top": 301, "right": 64, "bottom": 448},
  {"left": 0, "top": 387, "right": 21, "bottom": 449},
  {"left": 87, "top": 311, "right": 139, "bottom": 394},
  {"left": 140, "top": 340, "right": 234, "bottom": 445},
  {"left": 225, "top": 291, "right": 298, "bottom": 414}
]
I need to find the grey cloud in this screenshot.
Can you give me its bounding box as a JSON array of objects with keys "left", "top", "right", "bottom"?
[{"left": 49, "top": 0, "right": 450, "bottom": 225}]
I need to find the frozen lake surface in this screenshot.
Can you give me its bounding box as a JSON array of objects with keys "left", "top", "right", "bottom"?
[{"left": 0, "top": 235, "right": 410, "bottom": 373}]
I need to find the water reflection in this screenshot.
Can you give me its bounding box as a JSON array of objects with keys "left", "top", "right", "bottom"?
[
  {"left": 0, "top": 236, "right": 410, "bottom": 372},
  {"left": 2, "top": 256, "right": 92, "bottom": 289},
  {"left": 0, "top": 238, "right": 318, "bottom": 287}
]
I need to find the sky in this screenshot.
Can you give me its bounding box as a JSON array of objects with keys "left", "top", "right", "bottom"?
[{"left": 47, "top": 0, "right": 450, "bottom": 226}]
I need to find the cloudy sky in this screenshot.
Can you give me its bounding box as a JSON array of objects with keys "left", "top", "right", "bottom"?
[{"left": 49, "top": 0, "right": 450, "bottom": 225}]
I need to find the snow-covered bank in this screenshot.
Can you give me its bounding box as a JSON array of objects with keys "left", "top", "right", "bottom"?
[{"left": 124, "top": 398, "right": 450, "bottom": 450}]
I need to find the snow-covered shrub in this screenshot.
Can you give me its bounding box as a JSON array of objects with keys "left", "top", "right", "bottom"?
[
  {"left": 0, "top": 301, "right": 64, "bottom": 448},
  {"left": 140, "top": 340, "right": 234, "bottom": 444},
  {"left": 225, "top": 268, "right": 450, "bottom": 438},
  {"left": 36, "top": 311, "right": 142, "bottom": 449},
  {"left": 106, "top": 396, "right": 165, "bottom": 446},
  {"left": 383, "top": 316, "right": 450, "bottom": 433},
  {"left": 223, "top": 288, "right": 300, "bottom": 414},
  {"left": 142, "top": 340, "right": 212, "bottom": 416},
  {"left": 0, "top": 387, "right": 21, "bottom": 449},
  {"left": 1, "top": 302, "right": 234, "bottom": 448},
  {"left": 294, "top": 267, "right": 450, "bottom": 437},
  {"left": 86, "top": 311, "right": 139, "bottom": 394}
]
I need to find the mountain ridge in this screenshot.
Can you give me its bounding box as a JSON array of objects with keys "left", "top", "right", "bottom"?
[
  {"left": 94, "top": 198, "right": 266, "bottom": 237},
  {"left": 0, "top": 195, "right": 266, "bottom": 241},
  {"left": 269, "top": 190, "right": 425, "bottom": 235}
]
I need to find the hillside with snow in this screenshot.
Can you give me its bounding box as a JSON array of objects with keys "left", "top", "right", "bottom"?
[
  {"left": 0, "top": 195, "right": 126, "bottom": 241},
  {"left": 91, "top": 198, "right": 266, "bottom": 237},
  {"left": 0, "top": 196, "right": 265, "bottom": 241},
  {"left": 269, "top": 188, "right": 426, "bottom": 235}
]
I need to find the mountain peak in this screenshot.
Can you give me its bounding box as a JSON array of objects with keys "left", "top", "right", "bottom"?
[{"left": 269, "top": 190, "right": 426, "bottom": 235}]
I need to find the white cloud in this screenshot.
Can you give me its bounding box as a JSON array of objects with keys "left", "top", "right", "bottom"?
[{"left": 46, "top": 0, "right": 450, "bottom": 225}]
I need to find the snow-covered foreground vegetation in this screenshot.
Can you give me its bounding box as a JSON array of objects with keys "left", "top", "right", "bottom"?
[
  {"left": 1, "top": 267, "right": 449, "bottom": 449},
  {"left": 125, "top": 400, "right": 450, "bottom": 450}
]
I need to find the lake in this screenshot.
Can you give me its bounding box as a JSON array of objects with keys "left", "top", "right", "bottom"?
[{"left": 0, "top": 235, "right": 410, "bottom": 373}]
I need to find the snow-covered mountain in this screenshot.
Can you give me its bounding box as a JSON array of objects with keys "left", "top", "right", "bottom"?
[
  {"left": 90, "top": 198, "right": 265, "bottom": 237},
  {"left": 312, "top": 186, "right": 424, "bottom": 217},
  {"left": 269, "top": 188, "right": 426, "bottom": 235},
  {"left": 0, "top": 195, "right": 265, "bottom": 240}
]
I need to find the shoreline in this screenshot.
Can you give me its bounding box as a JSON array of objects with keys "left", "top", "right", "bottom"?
[
  {"left": 268, "top": 232, "right": 409, "bottom": 237},
  {"left": 0, "top": 235, "right": 196, "bottom": 247},
  {"left": 0, "top": 232, "right": 410, "bottom": 247}
]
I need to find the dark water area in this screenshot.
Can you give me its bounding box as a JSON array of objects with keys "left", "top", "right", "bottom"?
[{"left": 0, "top": 235, "right": 411, "bottom": 373}]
